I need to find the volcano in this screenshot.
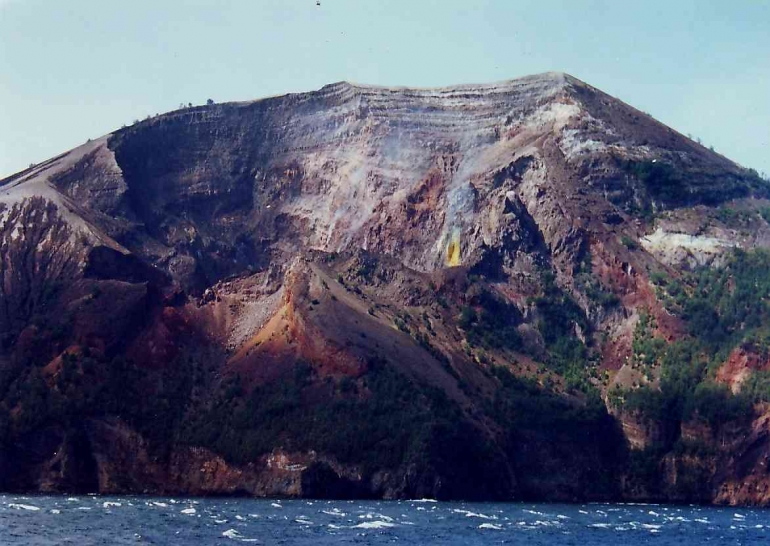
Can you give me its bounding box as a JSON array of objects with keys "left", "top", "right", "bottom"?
[{"left": 1, "top": 72, "right": 770, "bottom": 503}]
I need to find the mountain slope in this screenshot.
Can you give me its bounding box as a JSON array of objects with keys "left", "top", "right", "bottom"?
[{"left": 1, "top": 72, "right": 770, "bottom": 502}]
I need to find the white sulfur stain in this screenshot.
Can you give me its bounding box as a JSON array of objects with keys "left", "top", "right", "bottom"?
[
  {"left": 524, "top": 101, "right": 581, "bottom": 131},
  {"left": 559, "top": 128, "right": 607, "bottom": 159},
  {"left": 641, "top": 227, "right": 735, "bottom": 266}
]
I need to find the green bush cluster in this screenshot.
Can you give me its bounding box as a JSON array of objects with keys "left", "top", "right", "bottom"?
[
  {"left": 716, "top": 206, "right": 754, "bottom": 227},
  {"left": 743, "top": 370, "right": 770, "bottom": 403},
  {"left": 679, "top": 248, "right": 770, "bottom": 355},
  {"left": 487, "top": 365, "right": 624, "bottom": 496},
  {"left": 616, "top": 332, "right": 754, "bottom": 436},
  {"left": 532, "top": 273, "right": 594, "bottom": 391},
  {"left": 458, "top": 288, "right": 522, "bottom": 351},
  {"left": 574, "top": 251, "right": 620, "bottom": 310},
  {"left": 628, "top": 160, "right": 689, "bottom": 205},
  {"left": 181, "top": 358, "right": 493, "bottom": 475},
  {"left": 631, "top": 310, "right": 666, "bottom": 373},
  {"left": 620, "top": 235, "right": 638, "bottom": 250},
  {"left": 625, "top": 160, "right": 757, "bottom": 210},
  {"left": 0, "top": 346, "right": 205, "bottom": 460},
  {"left": 684, "top": 383, "right": 752, "bottom": 429}
]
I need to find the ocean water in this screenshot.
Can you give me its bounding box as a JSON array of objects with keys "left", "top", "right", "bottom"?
[{"left": 1, "top": 495, "right": 769, "bottom": 545}]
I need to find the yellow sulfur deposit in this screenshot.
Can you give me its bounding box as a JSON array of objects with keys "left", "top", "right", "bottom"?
[{"left": 446, "top": 236, "right": 461, "bottom": 267}]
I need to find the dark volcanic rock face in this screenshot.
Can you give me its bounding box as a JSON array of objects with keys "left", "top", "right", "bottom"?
[{"left": 2, "top": 72, "right": 770, "bottom": 503}]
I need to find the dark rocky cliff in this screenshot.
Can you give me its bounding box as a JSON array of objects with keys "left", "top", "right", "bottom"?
[{"left": 1, "top": 72, "right": 770, "bottom": 503}]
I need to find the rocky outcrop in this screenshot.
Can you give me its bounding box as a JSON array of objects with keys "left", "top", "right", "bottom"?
[{"left": 717, "top": 346, "right": 770, "bottom": 394}]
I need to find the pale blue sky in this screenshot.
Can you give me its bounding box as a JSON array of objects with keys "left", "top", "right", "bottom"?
[{"left": 1, "top": 0, "right": 768, "bottom": 177}]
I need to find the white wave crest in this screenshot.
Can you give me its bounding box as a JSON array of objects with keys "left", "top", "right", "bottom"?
[
  {"left": 222, "top": 529, "right": 260, "bottom": 542},
  {"left": 322, "top": 508, "right": 347, "bottom": 517},
  {"left": 8, "top": 503, "right": 40, "bottom": 511},
  {"left": 352, "top": 520, "right": 396, "bottom": 529}
]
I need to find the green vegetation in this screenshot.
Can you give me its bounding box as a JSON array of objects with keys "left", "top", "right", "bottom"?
[
  {"left": 628, "top": 160, "right": 689, "bottom": 205},
  {"left": 458, "top": 288, "right": 522, "bottom": 351},
  {"left": 649, "top": 248, "right": 770, "bottom": 365},
  {"left": 650, "top": 270, "right": 687, "bottom": 313},
  {"left": 615, "top": 249, "right": 770, "bottom": 435},
  {"left": 347, "top": 254, "right": 390, "bottom": 285},
  {"left": 394, "top": 318, "right": 409, "bottom": 333},
  {"left": 620, "top": 235, "right": 638, "bottom": 250},
  {"left": 622, "top": 160, "right": 767, "bottom": 214},
  {"left": 616, "top": 308, "right": 763, "bottom": 451},
  {"left": 413, "top": 330, "right": 451, "bottom": 368},
  {"left": 716, "top": 206, "right": 754, "bottom": 228},
  {"left": 679, "top": 248, "right": 770, "bottom": 355},
  {"left": 534, "top": 274, "right": 587, "bottom": 350},
  {"left": 182, "top": 358, "right": 495, "bottom": 480},
  {"left": 487, "top": 365, "right": 625, "bottom": 496},
  {"left": 489, "top": 365, "right": 606, "bottom": 427},
  {"left": 743, "top": 369, "right": 770, "bottom": 403},
  {"left": 759, "top": 207, "right": 770, "bottom": 225},
  {"left": 684, "top": 383, "right": 751, "bottom": 429},
  {"left": 613, "top": 339, "right": 708, "bottom": 431},
  {"left": 631, "top": 310, "right": 666, "bottom": 376},
  {"left": 575, "top": 250, "right": 620, "bottom": 310},
  {"left": 649, "top": 271, "right": 667, "bottom": 285},
  {"left": 531, "top": 272, "right": 597, "bottom": 393},
  {"left": 616, "top": 334, "right": 755, "bottom": 433},
  {"left": 0, "top": 346, "right": 206, "bottom": 458}
]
